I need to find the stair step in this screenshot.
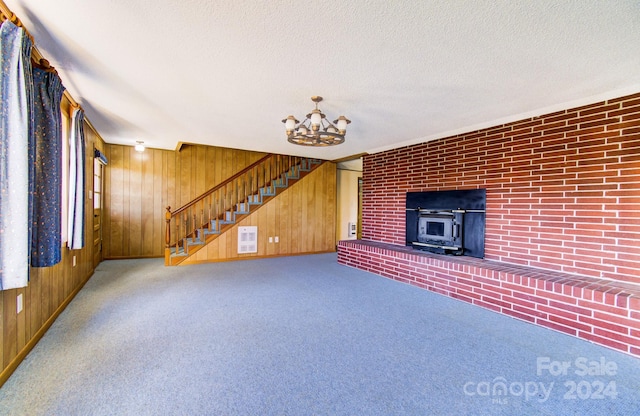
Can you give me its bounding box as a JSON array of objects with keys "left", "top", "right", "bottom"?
[
  {"left": 273, "top": 177, "right": 288, "bottom": 188},
  {"left": 207, "top": 220, "right": 221, "bottom": 232},
  {"left": 260, "top": 187, "right": 276, "bottom": 196},
  {"left": 199, "top": 227, "right": 218, "bottom": 238},
  {"left": 170, "top": 246, "right": 187, "bottom": 257},
  {"left": 220, "top": 211, "right": 235, "bottom": 224},
  {"left": 248, "top": 194, "right": 262, "bottom": 205},
  {"left": 185, "top": 237, "right": 204, "bottom": 246},
  {"left": 203, "top": 227, "right": 220, "bottom": 236},
  {"left": 299, "top": 158, "right": 320, "bottom": 171},
  {"left": 236, "top": 202, "right": 250, "bottom": 214},
  {"left": 170, "top": 235, "right": 204, "bottom": 258}
]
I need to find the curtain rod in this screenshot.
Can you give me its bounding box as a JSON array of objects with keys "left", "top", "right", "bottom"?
[{"left": 1, "top": 1, "right": 82, "bottom": 111}]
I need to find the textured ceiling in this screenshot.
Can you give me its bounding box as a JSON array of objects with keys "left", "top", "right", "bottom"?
[{"left": 8, "top": 0, "right": 640, "bottom": 161}]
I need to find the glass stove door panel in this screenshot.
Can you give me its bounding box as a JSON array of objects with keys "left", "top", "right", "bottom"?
[{"left": 418, "top": 217, "right": 453, "bottom": 242}]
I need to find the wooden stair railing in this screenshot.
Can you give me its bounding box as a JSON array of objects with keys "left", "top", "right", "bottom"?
[{"left": 164, "top": 154, "right": 322, "bottom": 265}]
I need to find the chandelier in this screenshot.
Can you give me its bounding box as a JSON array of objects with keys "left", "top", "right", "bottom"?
[{"left": 282, "top": 96, "right": 350, "bottom": 146}]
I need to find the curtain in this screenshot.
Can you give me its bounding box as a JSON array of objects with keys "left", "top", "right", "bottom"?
[
  {"left": 30, "top": 67, "right": 65, "bottom": 267},
  {"left": 67, "top": 107, "right": 85, "bottom": 250},
  {"left": 0, "top": 21, "right": 34, "bottom": 290}
]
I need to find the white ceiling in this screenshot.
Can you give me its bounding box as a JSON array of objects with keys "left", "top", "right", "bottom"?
[{"left": 8, "top": 0, "right": 640, "bottom": 161}]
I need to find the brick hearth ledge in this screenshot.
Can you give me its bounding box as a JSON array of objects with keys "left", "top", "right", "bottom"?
[{"left": 337, "top": 240, "right": 640, "bottom": 357}]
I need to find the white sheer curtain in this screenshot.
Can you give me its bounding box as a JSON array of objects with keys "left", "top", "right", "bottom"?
[
  {"left": 67, "top": 107, "right": 85, "bottom": 250},
  {"left": 0, "top": 21, "right": 33, "bottom": 290}
]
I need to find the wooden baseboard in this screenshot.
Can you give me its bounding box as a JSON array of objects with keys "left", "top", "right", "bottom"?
[
  {"left": 179, "top": 251, "right": 336, "bottom": 266},
  {"left": 103, "top": 255, "right": 164, "bottom": 260}
]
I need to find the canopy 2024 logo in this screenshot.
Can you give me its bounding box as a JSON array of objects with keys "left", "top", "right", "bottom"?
[
  {"left": 463, "top": 356, "right": 618, "bottom": 404},
  {"left": 537, "top": 356, "right": 617, "bottom": 400}
]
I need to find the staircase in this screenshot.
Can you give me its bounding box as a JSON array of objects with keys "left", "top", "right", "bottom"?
[{"left": 164, "top": 154, "right": 324, "bottom": 265}]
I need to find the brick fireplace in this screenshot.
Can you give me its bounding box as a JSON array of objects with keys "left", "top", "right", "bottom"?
[{"left": 338, "top": 92, "right": 640, "bottom": 356}]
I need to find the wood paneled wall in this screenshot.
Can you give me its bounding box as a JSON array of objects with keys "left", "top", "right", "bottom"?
[
  {"left": 182, "top": 161, "right": 337, "bottom": 264},
  {"left": 1, "top": 100, "right": 104, "bottom": 386},
  {"left": 102, "top": 144, "right": 268, "bottom": 258}
]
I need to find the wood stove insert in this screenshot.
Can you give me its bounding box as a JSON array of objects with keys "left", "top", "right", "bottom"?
[{"left": 406, "top": 189, "right": 486, "bottom": 258}]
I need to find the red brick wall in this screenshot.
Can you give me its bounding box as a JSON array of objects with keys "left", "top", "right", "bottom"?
[{"left": 362, "top": 92, "right": 640, "bottom": 285}]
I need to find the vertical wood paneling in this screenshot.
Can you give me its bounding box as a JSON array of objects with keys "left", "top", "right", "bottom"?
[
  {"left": 16, "top": 288, "right": 26, "bottom": 353},
  {"left": 28, "top": 268, "right": 42, "bottom": 334},
  {"left": 128, "top": 149, "right": 141, "bottom": 255},
  {"left": 40, "top": 268, "right": 51, "bottom": 322},
  {"left": 165, "top": 149, "right": 176, "bottom": 221},
  {"left": 303, "top": 176, "right": 313, "bottom": 252},
  {"left": 266, "top": 201, "right": 276, "bottom": 256},
  {"left": 50, "top": 263, "right": 60, "bottom": 316},
  {"left": 261, "top": 197, "right": 270, "bottom": 257},
  {"left": 122, "top": 148, "right": 131, "bottom": 255},
  {"left": 278, "top": 192, "right": 290, "bottom": 254},
  {"left": 153, "top": 150, "right": 164, "bottom": 255},
  {"left": 325, "top": 168, "right": 337, "bottom": 249},
  {"left": 102, "top": 147, "right": 112, "bottom": 258},
  {"left": 204, "top": 146, "right": 214, "bottom": 188},
  {"left": 109, "top": 145, "right": 124, "bottom": 257},
  {"left": 179, "top": 146, "right": 190, "bottom": 207},
  {"left": 195, "top": 146, "right": 206, "bottom": 197},
  {"left": 217, "top": 233, "right": 228, "bottom": 259},
  {"left": 3, "top": 290, "right": 17, "bottom": 366},
  {"left": 141, "top": 150, "right": 155, "bottom": 255},
  {"left": 290, "top": 177, "right": 303, "bottom": 253},
  {"left": 313, "top": 167, "right": 323, "bottom": 251}
]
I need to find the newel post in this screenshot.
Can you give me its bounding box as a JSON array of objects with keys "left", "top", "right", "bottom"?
[
  {"left": 165, "top": 206, "right": 172, "bottom": 248},
  {"left": 164, "top": 206, "right": 172, "bottom": 265}
]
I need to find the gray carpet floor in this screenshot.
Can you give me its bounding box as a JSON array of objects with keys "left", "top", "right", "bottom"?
[{"left": 0, "top": 253, "right": 639, "bottom": 415}]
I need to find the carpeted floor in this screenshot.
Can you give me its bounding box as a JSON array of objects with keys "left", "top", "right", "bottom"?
[{"left": 1, "top": 253, "right": 639, "bottom": 415}]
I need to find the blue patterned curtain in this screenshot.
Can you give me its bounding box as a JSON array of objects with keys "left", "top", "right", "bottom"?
[
  {"left": 0, "top": 21, "right": 34, "bottom": 290},
  {"left": 30, "top": 67, "right": 65, "bottom": 267},
  {"left": 68, "top": 107, "right": 85, "bottom": 250}
]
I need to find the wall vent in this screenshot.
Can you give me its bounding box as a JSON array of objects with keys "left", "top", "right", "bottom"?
[{"left": 238, "top": 226, "right": 258, "bottom": 254}]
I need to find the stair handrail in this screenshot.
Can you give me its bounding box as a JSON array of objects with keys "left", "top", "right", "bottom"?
[{"left": 170, "top": 153, "right": 273, "bottom": 217}]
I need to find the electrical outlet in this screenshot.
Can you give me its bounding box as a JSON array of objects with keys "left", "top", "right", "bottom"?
[
  {"left": 17, "top": 293, "right": 23, "bottom": 314},
  {"left": 274, "top": 236, "right": 279, "bottom": 243},
  {"left": 268, "top": 237, "right": 273, "bottom": 243}
]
